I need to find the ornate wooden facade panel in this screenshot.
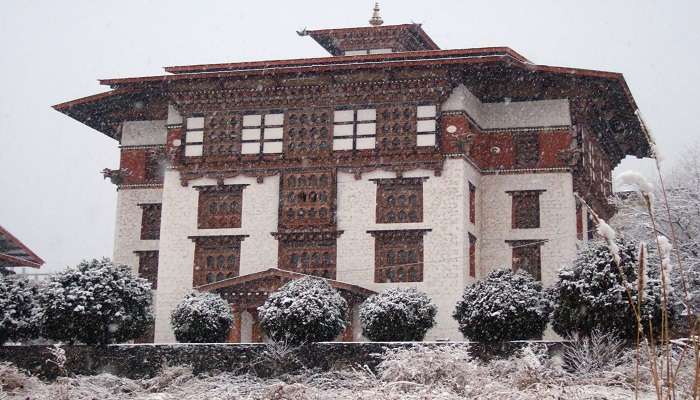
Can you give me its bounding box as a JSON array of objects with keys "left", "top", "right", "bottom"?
[
  {"left": 139, "top": 203, "right": 162, "bottom": 240},
  {"left": 369, "top": 229, "right": 429, "bottom": 283},
  {"left": 135, "top": 250, "right": 159, "bottom": 289},
  {"left": 377, "top": 104, "right": 417, "bottom": 151},
  {"left": 285, "top": 108, "right": 332, "bottom": 158},
  {"left": 204, "top": 111, "right": 241, "bottom": 157},
  {"left": 509, "top": 190, "right": 543, "bottom": 229},
  {"left": 513, "top": 132, "right": 540, "bottom": 168},
  {"left": 190, "top": 235, "right": 247, "bottom": 286},
  {"left": 277, "top": 237, "right": 337, "bottom": 279},
  {"left": 195, "top": 185, "right": 246, "bottom": 229},
  {"left": 509, "top": 240, "right": 542, "bottom": 281},
  {"left": 374, "top": 177, "right": 425, "bottom": 223},
  {"left": 279, "top": 170, "right": 336, "bottom": 230}
]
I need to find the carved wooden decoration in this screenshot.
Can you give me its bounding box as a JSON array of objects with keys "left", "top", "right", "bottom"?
[
  {"left": 139, "top": 203, "right": 162, "bottom": 240},
  {"left": 195, "top": 185, "right": 247, "bottom": 229},
  {"left": 279, "top": 170, "right": 335, "bottom": 230},
  {"left": 508, "top": 240, "right": 543, "bottom": 280},
  {"left": 508, "top": 190, "right": 543, "bottom": 229},
  {"left": 377, "top": 105, "right": 417, "bottom": 151},
  {"left": 369, "top": 229, "right": 430, "bottom": 283},
  {"left": 144, "top": 147, "right": 166, "bottom": 183},
  {"left": 277, "top": 236, "right": 337, "bottom": 279},
  {"left": 134, "top": 250, "right": 159, "bottom": 289},
  {"left": 374, "top": 177, "right": 425, "bottom": 223},
  {"left": 514, "top": 132, "right": 540, "bottom": 168},
  {"left": 204, "top": 111, "right": 241, "bottom": 157},
  {"left": 190, "top": 235, "right": 247, "bottom": 286},
  {"left": 285, "top": 108, "right": 332, "bottom": 158}
]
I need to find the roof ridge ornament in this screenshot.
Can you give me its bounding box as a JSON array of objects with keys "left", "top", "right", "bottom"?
[{"left": 369, "top": 2, "right": 383, "bottom": 26}]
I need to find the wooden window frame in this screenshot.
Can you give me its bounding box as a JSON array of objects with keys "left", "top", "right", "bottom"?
[
  {"left": 332, "top": 108, "right": 377, "bottom": 151},
  {"left": 273, "top": 231, "right": 340, "bottom": 279},
  {"left": 508, "top": 190, "right": 544, "bottom": 229},
  {"left": 507, "top": 239, "right": 544, "bottom": 281},
  {"left": 138, "top": 203, "right": 162, "bottom": 240},
  {"left": 184, "top": 116, "right": 204, "bottom": 157},
  {"left": 373, "top": 177, "right": 426, "bottom": 224},
  {"left": 369, "top": 229, "right": 430, "bottom": 283},
  {"left": 469, "top": 182, "right": 476, "bottom": 224},
  {"left": 189, "top": 235, "right": 248, "bottom": 286},
  {"left": 416, "top": 104, "right": 438, "bottom": 147},
  {"left": 134, "top": 250, "right": 159, "bottom": 289},
  {"left": 195, "top": 185, "right": 247, "bottom": 229},
  {"left": 241, "top": 112, "right": 284, "bottom": 155}
]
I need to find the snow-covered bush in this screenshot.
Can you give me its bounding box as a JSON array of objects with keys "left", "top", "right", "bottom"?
[
  {"left": 258, "top": 277, "right": 347, "bottom": 345},
  {"left": 453, "top": 269, "right": 550, "bottom": 343},
  {"left": 170, "top": 291, "right": 233, "bottom": 343},
  {"left": 38, "top": 258, "right": 153, "bottom": 345},
  {"left": 550, "top": 239, "right": 665, "bottom": 340},
  {"left": 359, "top": 288, "right": 436, "bottom": 341},
  {"left": 0, "top": 275, "right": 41, "bottom": 344}
]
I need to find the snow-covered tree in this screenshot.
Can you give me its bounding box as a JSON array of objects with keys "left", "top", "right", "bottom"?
[
  {"left": 0, "top": 275, "right": 41, "bottom": 344},
  {"left": 550, "top": 239, "right": 665, "bottom": 340},
  {"left": 453, "top": 269, "right": 550, "bottom": 343},
  {"left": 611, "top": 176, "right": 700, "bottom": 334},
  {"left": 359, "top": 288, "right": 437, "bottom": 342},
  {"left": 258, "top": 277, "right": 347, "bottom": 345},
  {"left": 171, "top": 291, "right": 233, "bottom": 343},
  {"left": 38, "top": 258, "right": 153, "bottom": 345}
]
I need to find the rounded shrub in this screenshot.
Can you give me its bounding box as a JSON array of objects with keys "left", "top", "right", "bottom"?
[
  {"left": 258, "top": 277, "right": 347, "bottom": 345},
  {"left": 360, "top": 288, "right": 437, "bottom": 341},
  {"left": 453, "top": 269, "right": 550, "bottom": 343},
  {"left": 550, "top": 239, "right": 665, "bottom": 340},
  {"left": 171, "top": 291, "right": 233, "bottom": 343},
  {"left": 39, "top": 258, "right": 154, "bottom": 345},
  {"left": 0, "top": 275, "right": 41, "bottom": 345}
]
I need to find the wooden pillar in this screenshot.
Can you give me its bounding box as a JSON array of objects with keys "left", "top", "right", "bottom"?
[
  {"left": 341, "top": 302, "right": 355, "bottom": 342},
  {"left": 250, "top": 309, "right": 264, "bottom": 343},
  {"left": 228, "top": 310, "right": 242, "bottom": 343}
]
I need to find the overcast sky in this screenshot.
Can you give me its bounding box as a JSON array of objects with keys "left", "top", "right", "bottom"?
[{"left": 1, "top": 0, "right": 698, "bottom": 272}]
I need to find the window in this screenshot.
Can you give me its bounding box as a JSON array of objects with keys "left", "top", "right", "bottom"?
[
  {"left": 469, "top": 182, "right": 476, "bottom": 224},
  {"left": 416, "top": 105, "right": 437, "bottom": 147},
  {"left": 509, "top": 190, "right": 543, "bottom": 229},
  {"left": 134, "top": 250, "right": 159, "bottom": 289},
  {"left": 468, "top": 233, "right": 476, "bottom": 278},
  {"left": 241, "top": 113, "right": 284, "bottom": 154},
  {"left": 509, "top": 240, "right": 542, "bottom": 280},
  {"left": 144, "top": 149, "right": 164, "bottom": 182},
  {"left": 139, "top": 203, "right": 161, "bottom": 240},
  {"left": 370, "top": 229, "right": 429, "bottom": 283},
  {"left": 344, "top": 48, "right": 392, "bottom": 56},
  {"left": 279, "top": 172, "right": 334, "bottom": 229},
  {"left": 275, "top": 232, "right": 338, "bottom": 279},
  {"left": 333, "top": 108, "right": 376, "bottom": 150},
  {"left": 196, "top": 185, "right": 246, "bottom": 229},
  {"left": 374, "top": 177, "right": 425, "bottom": 223},
  {"left": 514, "top": 132, "right": 539, "bottom": 168},
  {"left": 190, "top": 235, "right": 246, "bottom": 286},
  {"left": 184, "top": 116, "right": 204, "bottom": 157}
]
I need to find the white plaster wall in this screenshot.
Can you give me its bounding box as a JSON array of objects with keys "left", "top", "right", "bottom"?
[
  {"left": 336, "top": 159, "right": 479, "bottom": 340},
  {"left": 441, "top": 84, "right": 571, "bottom": 129},
  {"left": 153, "top": 169, "right": 279, "bottom": 342},
  {"left": 240, "top": 311, "right": 253, "bottom": 343},
  {"left": 121, "top": 120, "right": 167, "bottom": 147},
  {"left": 113, "top": 188, "right": 162, "bottom": 274},
  {"left": 478, "top": 172, "right": 577, "bottom": 287}
]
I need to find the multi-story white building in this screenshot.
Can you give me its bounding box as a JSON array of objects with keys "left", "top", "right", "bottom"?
[{"left": 54, "top": 12, "right": 652, "bottom": 342}]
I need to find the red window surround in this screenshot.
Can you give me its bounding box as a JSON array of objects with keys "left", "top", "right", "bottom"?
[{"left": 468, "top": 233, "right": 476, "bottom": 278}]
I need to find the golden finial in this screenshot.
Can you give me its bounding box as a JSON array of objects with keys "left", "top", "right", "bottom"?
[{"left": 369, "top": 2, "right": 384, "bottom": 26}]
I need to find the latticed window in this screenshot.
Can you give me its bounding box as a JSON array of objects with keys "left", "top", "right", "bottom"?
[
  {"left": 144, "top": 149, "right": 164, "bottom": 182},
  {"left": 241, "top": 113, "right": 284, "bottom": 154},
  {"left": 184, "top": 116, "right": 204, "bottom": 157},
  {"left": 469, "top": 182, "right": 476, "bottom": 224},
  {"left": 416, "top": 105, "right": 437, "bottom": 147},
  {"left": 509, "top": 190, "right": 543, "bottom": 229},
  {"left": 275, "top": 232, "right": 338, "bottom": 279},
  {"left": 514, "top": 132, "right": 540, "bottom": 168},
  {"left": 195, "top": 185, "right": 246, "bottom": 229},
  {"left": 190, "top": 235, "right": 246, "bottom": 286},
  {"left": 279, "top": 171, "right": 334, "bottom": 229},
  {"left": 370, "top": 229, "right": 429, "bottom": 283},
  {"left": 134, "top": 250, "right": 159, "bottom": 289},
  {"left": 332, "top": 108, "right": 376, "bottom": 150},
  {"left": 139, "top": 203, "right": 161, "bottom": 240},
  {"left": 509, "top": 240, "right": 542, "bottom": 280},
  {"left": 375, "top": 177, "right": 425, "bottom": 223}
]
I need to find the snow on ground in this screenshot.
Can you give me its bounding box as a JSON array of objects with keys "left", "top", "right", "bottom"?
[{"left": 0, "top": 344, "right": 693, "bottom": 400}]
